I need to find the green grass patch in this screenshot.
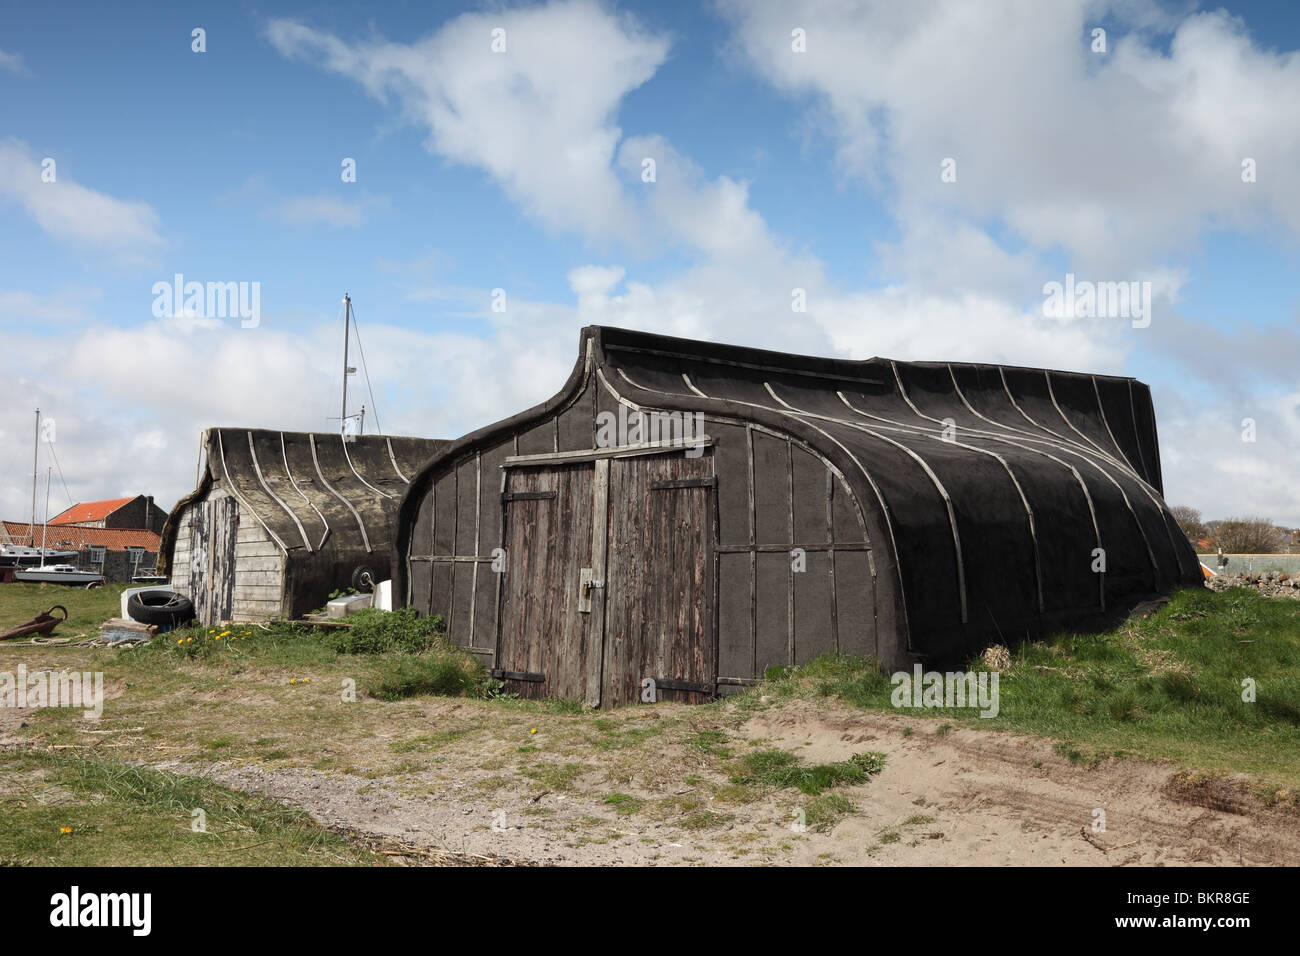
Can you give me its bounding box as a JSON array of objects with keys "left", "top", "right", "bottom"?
[
  {"left": 749, "top": 587, "right": 1300, "bottom": 787},
  {"left": 0, "top": 581, "right": 126, "bottom": 635},
  {"left": 365, "top": 648, "right": 486, "bottom": 701},
  {"left": 802, "top": 793, "right": 856, "bottom": 831},
  {"left": 729, "top": 748, "right": 885, "bottom": 796},
  {"left": 603, "top": 793, "right": 644, "bottom": 815},
  {"left": 0, "top": 750, "right": 380, "bottom": 866}
]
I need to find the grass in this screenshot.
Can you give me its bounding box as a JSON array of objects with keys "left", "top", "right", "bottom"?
[
  {"left": 5, "top": 581, "right": 1298, "bottom": 863},
  {"left": 366, "top": 650, "right": 485, "bottom": 700},
  {"left": 761, "top": 586, "right": 1300, "bottom": 787},
  {"left": 0, "top": 750, "right": 381, "bottom": 866},
  {"left": 729, "top": 748, "right": 886, "bottom": 795},
  {"left": 0, "top": 581, "right": 127, "bottom": 635}
]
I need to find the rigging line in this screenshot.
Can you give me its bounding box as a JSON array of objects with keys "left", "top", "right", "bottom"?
[
  {"left": 46, "top": 439, "right": 74, "bottom": 510},
  {"left": 347, "top": 303, "right": 384, "bottom": 436}
]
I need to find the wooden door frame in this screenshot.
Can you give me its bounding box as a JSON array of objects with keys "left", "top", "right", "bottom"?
[{"left": 496, "top": 446, "right": 719, "bottom": 708}]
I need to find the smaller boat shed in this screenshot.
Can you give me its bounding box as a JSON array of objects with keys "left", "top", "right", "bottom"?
[{"left": 160, "top": 428, "right": 445, "bottom": 625}]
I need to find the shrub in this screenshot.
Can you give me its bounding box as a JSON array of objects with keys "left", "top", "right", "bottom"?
[{"left": 323, "top": 608, "right": 444, "bottom": 655}]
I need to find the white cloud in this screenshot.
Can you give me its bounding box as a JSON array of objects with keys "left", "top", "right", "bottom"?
[
  {"left": 0, "top": 299, "right": 583, "bottom": 522},
  {"left": 718, "top": 1, "right": 1300, "bottom": 273},
  {"left": 0, "top": 139, "right": 164, "bottom": 262},
  {"left": 267, "top": 1, "right": 670, "bottom": 243}
]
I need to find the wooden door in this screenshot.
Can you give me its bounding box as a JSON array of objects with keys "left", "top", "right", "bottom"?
[
  {"left": 496, "top": 464, "right": 596, "bottom": 700},
  {"left": 601, "top": 452, "right": 716, "bottom": 705},
  {"left": 188, "top": 500, "right": 210, "bottom": 623},
  {"left": 188, "top": 495, "right": 237, "bottom": 626}
]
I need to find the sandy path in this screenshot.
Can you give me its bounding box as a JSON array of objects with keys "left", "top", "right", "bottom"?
[{"left": 166, "top": 700, "right": 1300, "bottom": 866}]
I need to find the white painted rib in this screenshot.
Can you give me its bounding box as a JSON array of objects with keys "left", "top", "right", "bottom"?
[
  {"left": 339, "top": 434, "right": 393, "bottom": 499},
  {"left": 387, "top": 437, "right": 410, "bottom": 483},
  {"left": 1044, "top": 371, "right": 1120, "bottom": 461},
  {"left": 839, "top": 390, "right": 1108, "bottom": 611},
  {"left": 665, "top": 369, "right": 909, "bottom": 639},
  {"left": 857, "top": 373, "right": 1162, "bottom": 592},
  {"left": 310, "top": 434, "right": 372, "bottom": 552},
  {"left": 246, "top": 431, "right": 313, "bottom": 551},
  {"left": 835, "top": 391, "right": 1044, "bottom": 614},
  {"left": 1090, "top": 376, "right": 1132, "bottom": 465},
  {"left": 767, "top": 381, "right": 968, "bottom": 624},
  {"left": 281, "top": 433, "right": 331, "bottom": 551},
  {"left": 215, "top": 430, "right": 288, "bottom": 554}
]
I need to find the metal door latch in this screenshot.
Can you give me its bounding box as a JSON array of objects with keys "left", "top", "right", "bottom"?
[{"left": 578, "top": 568, "right": 605, "bottom": 612}]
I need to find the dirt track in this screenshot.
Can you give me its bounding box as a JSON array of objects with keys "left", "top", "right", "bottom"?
[{"left": 170, "top": 699, "right": 1300, "bottom": 866}]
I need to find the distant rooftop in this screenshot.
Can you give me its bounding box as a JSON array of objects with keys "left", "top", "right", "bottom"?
[{"left": 48, "top": 497, "right": 138, "bottom": 525}]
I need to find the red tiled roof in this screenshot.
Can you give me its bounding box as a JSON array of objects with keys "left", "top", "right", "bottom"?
[
  {"left": 1, "top": 521, "right": 159, "bottom": 552},
  {"left": 48, "top": 497, "right": 137, "bottom": 525}
]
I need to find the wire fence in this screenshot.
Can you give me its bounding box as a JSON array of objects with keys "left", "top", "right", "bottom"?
[{"left": 1196, "top": 553, "right": 1300, "bottom": 574}]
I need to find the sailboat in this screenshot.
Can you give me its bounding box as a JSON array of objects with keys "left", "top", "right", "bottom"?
[{"left": 10, "top": 410, "right": 105, "bottom": 586}]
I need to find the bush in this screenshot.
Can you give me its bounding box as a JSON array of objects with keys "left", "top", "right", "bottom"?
[{"left": 323, "top": 608, "right": 444, "bottom": 655}]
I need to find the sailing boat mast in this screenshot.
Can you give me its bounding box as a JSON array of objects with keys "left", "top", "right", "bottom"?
[
  {"left": 29, "top": 408, "right": 40, "bottom": 541},
  {"left": 341, "top": 294, "right": 351, "bottom": 437},
  {"left": 39, "top": 467, "right": 51, "bottom": 569},
  {"left": 336, "top": 294, "right": 373, "bottom": 438}
]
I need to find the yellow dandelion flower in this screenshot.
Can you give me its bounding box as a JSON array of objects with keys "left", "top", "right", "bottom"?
[
  {"left": 530, "top": 728, "right": 537, "bottom": 735},
  {"left": 290, "top": 678, "right": 296, "bottom": 684},
  {"left": 187, "top": 637, "right": 193, "bottom": 643},
  {"left": 177, "top": 639, "right": 183, "bottom": 645},
  {"left": 60, "top": 827, "right": 71, "bottom": 834}
]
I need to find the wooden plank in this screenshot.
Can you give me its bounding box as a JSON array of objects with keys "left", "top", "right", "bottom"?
[
  {"left": 230, "top": 555, "right": 282, "bottom": 572},
  {"left": 586, "top": 458, "right": 609, "bottom": 706}
]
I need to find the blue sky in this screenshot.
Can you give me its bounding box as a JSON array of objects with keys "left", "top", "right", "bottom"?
[{"left": 1, "top": 0, "right": 1297, "bottom": 526}]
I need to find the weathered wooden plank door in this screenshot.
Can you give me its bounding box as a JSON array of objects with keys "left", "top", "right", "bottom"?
[
  {"left": 188, "top": 496, "right": 237, "bottom": 626},
  {"left": 208, "top": 495, "right": 238, "bottom": 624},
  {"left": 601, "top": 452, "right": 716, "bottom": 705},
  {"left": 188, "top": 500, "right": 211, "bottom": 624},
  {"left": 496, "top": 464, "right": 595, "bottom": 700}
]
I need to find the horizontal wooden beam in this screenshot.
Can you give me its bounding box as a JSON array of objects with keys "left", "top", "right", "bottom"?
[
  {"left": 714, "top": 543, "right": 872, "bottom": 554},
  {"left": 652, "top": 677, "right": 714, "bottom": 695},
  {"left": 491, "top": 668, "right": 545, "bottom": 683},
  {"left": 650, "top": 476, "right": 717, "bottom": 491},
  {"left": 503, "top": 437, "right": 713, "bottom": 468}
]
